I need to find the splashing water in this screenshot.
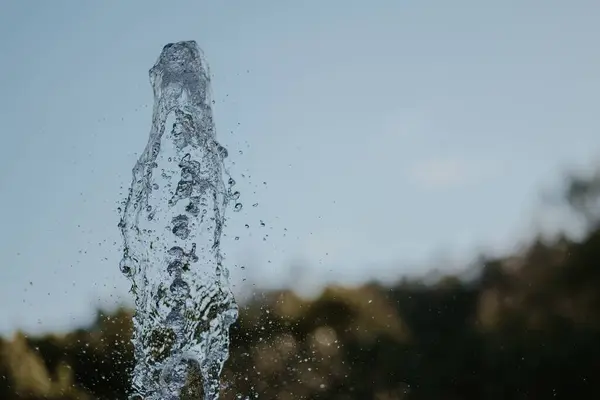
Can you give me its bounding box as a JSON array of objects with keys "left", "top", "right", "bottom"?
[{"left": 119, "top": 41, "right": 238, "bottom": 400}]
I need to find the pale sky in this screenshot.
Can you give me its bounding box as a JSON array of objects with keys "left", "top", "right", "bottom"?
[{"left": 1, "top": 0, "right": 599, "bottom": 335}]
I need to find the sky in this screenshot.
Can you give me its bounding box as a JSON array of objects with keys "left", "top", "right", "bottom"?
[{"left": 0, "top": 0, "right": 599, "bottom": 335}]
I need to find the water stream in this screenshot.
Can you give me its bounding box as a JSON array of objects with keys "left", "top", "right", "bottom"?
[{"left": 119, "top": 41, "right": 238, "bottom": 400}]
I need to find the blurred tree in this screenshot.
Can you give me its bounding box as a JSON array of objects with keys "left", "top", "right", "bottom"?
[
  {"left": 1, "top": 170, "right": 599, "bottom": 399},
  {"left": 565, "top": 168, "right": 600, "bottom": 229}
]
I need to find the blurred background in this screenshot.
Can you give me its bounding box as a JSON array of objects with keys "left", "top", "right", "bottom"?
[{"left": 1, "top": 1, "right": 600, "bottom": 399}]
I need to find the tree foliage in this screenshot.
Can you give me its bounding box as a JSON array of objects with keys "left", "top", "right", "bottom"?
[{"left": 1, "top": 172, "right": 599, "bottom": 399}]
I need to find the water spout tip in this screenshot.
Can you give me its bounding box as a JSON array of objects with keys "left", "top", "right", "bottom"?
[{"left": 163, "top": 40, "right": 198, "bottom": 50}]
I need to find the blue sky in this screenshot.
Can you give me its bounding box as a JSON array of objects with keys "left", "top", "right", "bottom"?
[{"left": 0, "top": 0, "right": 599, "bottom": 334}]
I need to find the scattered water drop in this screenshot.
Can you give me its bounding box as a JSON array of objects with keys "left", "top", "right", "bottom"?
[
  {"left": 217, "top": 144, "right": 228, "bottom": 159},
  {"left": 234, "top": 203, "right": 243, "bottom": 212}
]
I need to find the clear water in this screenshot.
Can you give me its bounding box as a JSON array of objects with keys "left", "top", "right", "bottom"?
[{"left": 119, "top": 41, "right": 238, "bottom": 400}]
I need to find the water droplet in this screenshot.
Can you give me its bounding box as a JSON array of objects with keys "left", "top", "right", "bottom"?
[
  {"left": 245, "top": 224, "right": 249, "bottom": 228},
  {"left": 172, "top": 215, "right": 190, "bottom": 239},
  {"left": 234, "top": 237, "right": 240, "bottom": 241},
  {"left": 217, "top": 144, "right": 228, "bottom": 159},
  {"left": 119, "top": 259, "right": 132, "bottom": 276},
  {"left": 228, "top": 178, "right": 236, "bottom": 186},
  {"left": 152, "top": 183, "right": 159, "bottom": 190},
  {"left": 234, "top": 203, "right": 243, "bottom": 212},
  {"left": 168, "top": 247, "right": 185, "bottom": 257},
  {"left": 232, "top": 191, "right": 240, "bottom": 200}
]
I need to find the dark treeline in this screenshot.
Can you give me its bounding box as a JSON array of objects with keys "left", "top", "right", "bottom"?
[{"left": 1, "top": 171, "right": 600, "bottom": 399}]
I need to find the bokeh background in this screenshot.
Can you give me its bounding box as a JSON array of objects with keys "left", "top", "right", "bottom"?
[{"left": 1, "top": 1, "right": 600, "bottom": 399}]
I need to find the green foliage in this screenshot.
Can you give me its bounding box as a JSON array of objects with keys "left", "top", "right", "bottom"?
[{"left": 2, "top": 172, "right": 600, "bottom": 399}]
